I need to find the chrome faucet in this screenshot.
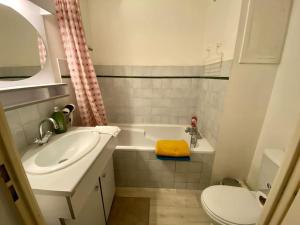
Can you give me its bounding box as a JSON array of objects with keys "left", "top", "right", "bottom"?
[
  {"left": 34, "top": 118, "right": 59, "bottom": 145},
  {"left": 185, "top": 126, "right": 202, "bottom": 148}
]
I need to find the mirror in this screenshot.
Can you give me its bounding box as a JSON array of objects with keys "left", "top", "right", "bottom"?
[{"left": 0, "top": 4, "right": 47, "bottom": 81}]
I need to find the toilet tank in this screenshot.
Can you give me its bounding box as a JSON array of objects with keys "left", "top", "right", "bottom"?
[{"left": 258, "top": 148, "right": 285, "bottom": 190}]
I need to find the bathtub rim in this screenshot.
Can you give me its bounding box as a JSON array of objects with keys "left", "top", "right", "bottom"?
[
  {"left": 115, "top": 145, "right": 215, "bottom": 154},
  {"left": 110, "top": 123, "right": 192, "bottom": 128},
  {"left": 113, "top": 123, "right": 215, "bottom": 154}
]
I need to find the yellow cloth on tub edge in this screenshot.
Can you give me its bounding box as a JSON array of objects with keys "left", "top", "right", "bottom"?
[{"left": 155, "top": 140, "right": 190, "bottom": 157}]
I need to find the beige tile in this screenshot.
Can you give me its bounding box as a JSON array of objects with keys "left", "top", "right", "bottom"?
[
  {"left": 11, "top": 128, "right": 28, "bottom": 156},
  {"left": 136, "top": 151, "right": 150, "bottom": 160},
  {"left": 54, "top": 96, "right": 70, "bottom": 108},
  {"left": 148, "top": 160, "right": 175, "bottom": 172},
  {"left": 152, "top": 79, "right": 162, "bottom": 88},
  {"left": 175, "top": 173, "right": 201, "bottom": 183},
  {"left": 174, "top": 182, "right": 187, "bottom": 189},
  {"left": 22, "top": 120, "right": 40, "bottom": 144},
  {"left": 17, "top": 105, "right": 40, "bottom": 124},
  {"left": 115, "top": 187, "right": 212, "bottom": 225},
  {"left": 175, "top": 162, "right": 202, "bottom": 173},
  {"left": 150, "top": 206, "right": 211, "bottom": 225},
  {"left": 186, "top": 183, "right": 201, "bottom": 190},
  {"left": 5, "top": 110, "right": 22, "bottom": 130},
  {"left": 37, "top": 101, "right": 55, "bottom": 119},
  {"left": 150, "top": 195, "right": 200, "bottom": 208}
]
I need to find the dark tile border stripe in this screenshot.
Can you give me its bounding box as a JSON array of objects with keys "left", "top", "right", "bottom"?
[
  {"left": 1, "top": 75, "right": 229, "bottom": 80},
  {"left": 61, "top": 75, "right": 229, "bottom": 80}
]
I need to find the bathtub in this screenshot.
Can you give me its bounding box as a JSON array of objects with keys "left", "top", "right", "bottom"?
[
  {"left": 112, "top": 124, "right": 215, "bottom": 190},
  {"left": 115, "top": 123, "right": 215, "bottom": 153}
]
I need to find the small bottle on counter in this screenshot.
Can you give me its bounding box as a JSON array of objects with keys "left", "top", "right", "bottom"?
[{"left": 51, "top": 106, "right": 67, "bottom": 134}]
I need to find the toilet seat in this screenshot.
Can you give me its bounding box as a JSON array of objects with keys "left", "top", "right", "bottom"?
[{"left": 201, "top": 185, "right": 262, "bottom": 225}]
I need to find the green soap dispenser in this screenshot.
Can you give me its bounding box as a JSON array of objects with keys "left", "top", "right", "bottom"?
[{"left": 51, "top": 106, "right": 67, "bottom": 134}]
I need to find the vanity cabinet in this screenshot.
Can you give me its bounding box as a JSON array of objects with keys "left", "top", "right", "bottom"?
[
  {"left": 66, "top": 156, "right": 116, "bottom": 225},
  {"left": 100, "top": 157, "right": 115, "bottom": 220},
  {"left": 64, "top": 180, "right": 106, "bottom": 225},
  {"left": 33, "top": 136, "right": 117, "bottom": 225}
]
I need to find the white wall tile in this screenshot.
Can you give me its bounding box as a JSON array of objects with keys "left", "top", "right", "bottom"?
[
  {"left": 171, "top": 79, "right": 191, "bottom": 88},
  {"left": 5, "top": 98, "right": 71, "bottom": 156},
  {"left": 22, "top": 120, "right": 40, "bottom": 144},
  {"left": 99, "top": 76, "right": 228, "bottom": 135},
  {"left": 196, "top": 79, "right": 228, "bottom": 147},
  {"left": 37, "top": 101, "right": 55, "bottom": 119},
  {"left": 152, "top": 79, "right": 162, "bottom": 88},
  {"left": 17, "top": 105, "right": 40, "bottom": 124},
  {"left": 135, "top": 89, "right": 153, "bottom": 98},
  {"left": 5, "top": 110, "right": 22, "bottom": 130},
  {"left": 13, "top": 128, "right": 28, "bottom": 156},
  {"left": 114, "top": 150, "right": 214, "bottom": 189}
]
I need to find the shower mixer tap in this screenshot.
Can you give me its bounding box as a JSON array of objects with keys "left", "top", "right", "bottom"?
[{"left": 185, "top": 126, "right": 202, "bottom": 148}]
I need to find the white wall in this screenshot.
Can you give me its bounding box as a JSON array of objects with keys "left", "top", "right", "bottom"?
[
  {"left": 43, "top": 15, "right": 66, "bottom": 78},
  {"left": 81, "top": 0, "right": 241, "bottom": 66},
  {"left": 247, "top": 0, "right": 300, "bottom": 189},
  {"left": 211, "top": 0, "right": 278, "bottom": 182},
  {"left": 79, "top": 0, "right": 92, "bottom": 49},
  {"left": 202, "top": 0, "right": 242, "bottom": 63},
  {"left": 84, "top": 0, "right": 208, "bottom": 65}
]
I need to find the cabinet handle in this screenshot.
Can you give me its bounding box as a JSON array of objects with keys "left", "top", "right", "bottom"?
[
  {"left": 95, "top": 185, "right": 99, "bottom": 191},
  {"left": 0, "top": 164, "right": 10, "bottom": 183},
  {"left": 8, "top": 185, "right": 19, "bottom": 202},
  {"left": 102, "top": 173, "right": 106, "bottom": 178}
]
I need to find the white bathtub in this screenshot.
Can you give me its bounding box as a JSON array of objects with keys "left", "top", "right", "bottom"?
[
  {"left": 114, "top": 124, "right": 215, "bottom": 154},
  {"left": 112, "top": 124, "right": 215, "bottom": 189}
]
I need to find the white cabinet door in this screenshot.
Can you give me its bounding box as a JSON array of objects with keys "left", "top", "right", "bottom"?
[
  {"left": 100, "top": 157, "right": 115, "bottom": 220},
  {"left": 0, "top": 182, "right": 23, "bottom": 225},
  {"left": 240, "top": 0, "right": 293, "bottom": 64},
  {"left": 64, "top": 181, "right": 106, "bottom": 225}
]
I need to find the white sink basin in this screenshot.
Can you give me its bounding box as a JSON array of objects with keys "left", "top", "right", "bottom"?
[{"left": 22, "top": 130, "right": 101, "bottom": 174}]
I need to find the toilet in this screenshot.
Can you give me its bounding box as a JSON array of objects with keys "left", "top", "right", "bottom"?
[{"left": 201, "top": 148, "right": 284, "bottom": 225}]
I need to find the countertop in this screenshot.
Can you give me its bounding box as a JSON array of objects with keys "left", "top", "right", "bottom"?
[{"left": 22, "top": 127, "right": 114, "bottom": 196}]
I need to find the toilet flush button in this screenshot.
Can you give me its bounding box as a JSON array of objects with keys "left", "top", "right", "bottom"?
[{"left": 256, "top": 191, "right": 267, "bottom": 207}]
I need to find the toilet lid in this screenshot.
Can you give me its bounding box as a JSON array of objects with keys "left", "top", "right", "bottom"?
[{"left": 201, "top": 185, "right": 262, "bottom": 225}]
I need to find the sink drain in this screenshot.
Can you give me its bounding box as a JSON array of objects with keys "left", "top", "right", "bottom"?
[{"left": 58, "top": 158, "right": 68, "bottom": 164}]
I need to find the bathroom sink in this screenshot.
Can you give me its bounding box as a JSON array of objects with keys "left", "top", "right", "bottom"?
[{"left": 22, "top": 130, "right": 101, "bottom": 174}]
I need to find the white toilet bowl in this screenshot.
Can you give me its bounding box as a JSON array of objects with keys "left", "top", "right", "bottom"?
[{"left": 201, "top": 185, "right": 262, "bottom": 225}]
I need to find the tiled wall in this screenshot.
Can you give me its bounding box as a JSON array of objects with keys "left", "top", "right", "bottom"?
[
  {"left": 62, "top": 63, "right": 231, "bottom": 147},
  {"left": 113, "top": 150, "right": 215, "bottom": 190},
  {"left": 197, "top": 79, "right": 228, "bottom": 147},
  {"left": 4, "top": 96, "right": 71, "bottom": 156},
  {"left": 60, "top": 61, "right": 232, "bottom": 77},
  {"left": 98, "top": 77, "right": 228, "bottom": 147},
  {"left": 93, "top": 61, "right": 232, "bottom": 77},
  {"left": 99, "top": 78, "right": 199, "bottom": 124}
]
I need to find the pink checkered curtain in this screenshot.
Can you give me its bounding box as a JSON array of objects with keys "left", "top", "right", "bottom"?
[
  {"left": 37, "top": 35, "right": 47, "bottom": 68},
  {"left": 55, "top": 0, "right": 107, "bottom": 126}
]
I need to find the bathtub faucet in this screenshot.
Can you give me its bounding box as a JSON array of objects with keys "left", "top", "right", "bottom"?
[{"left": 185, "top": 126, "right": 202, "bottom": 148}]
